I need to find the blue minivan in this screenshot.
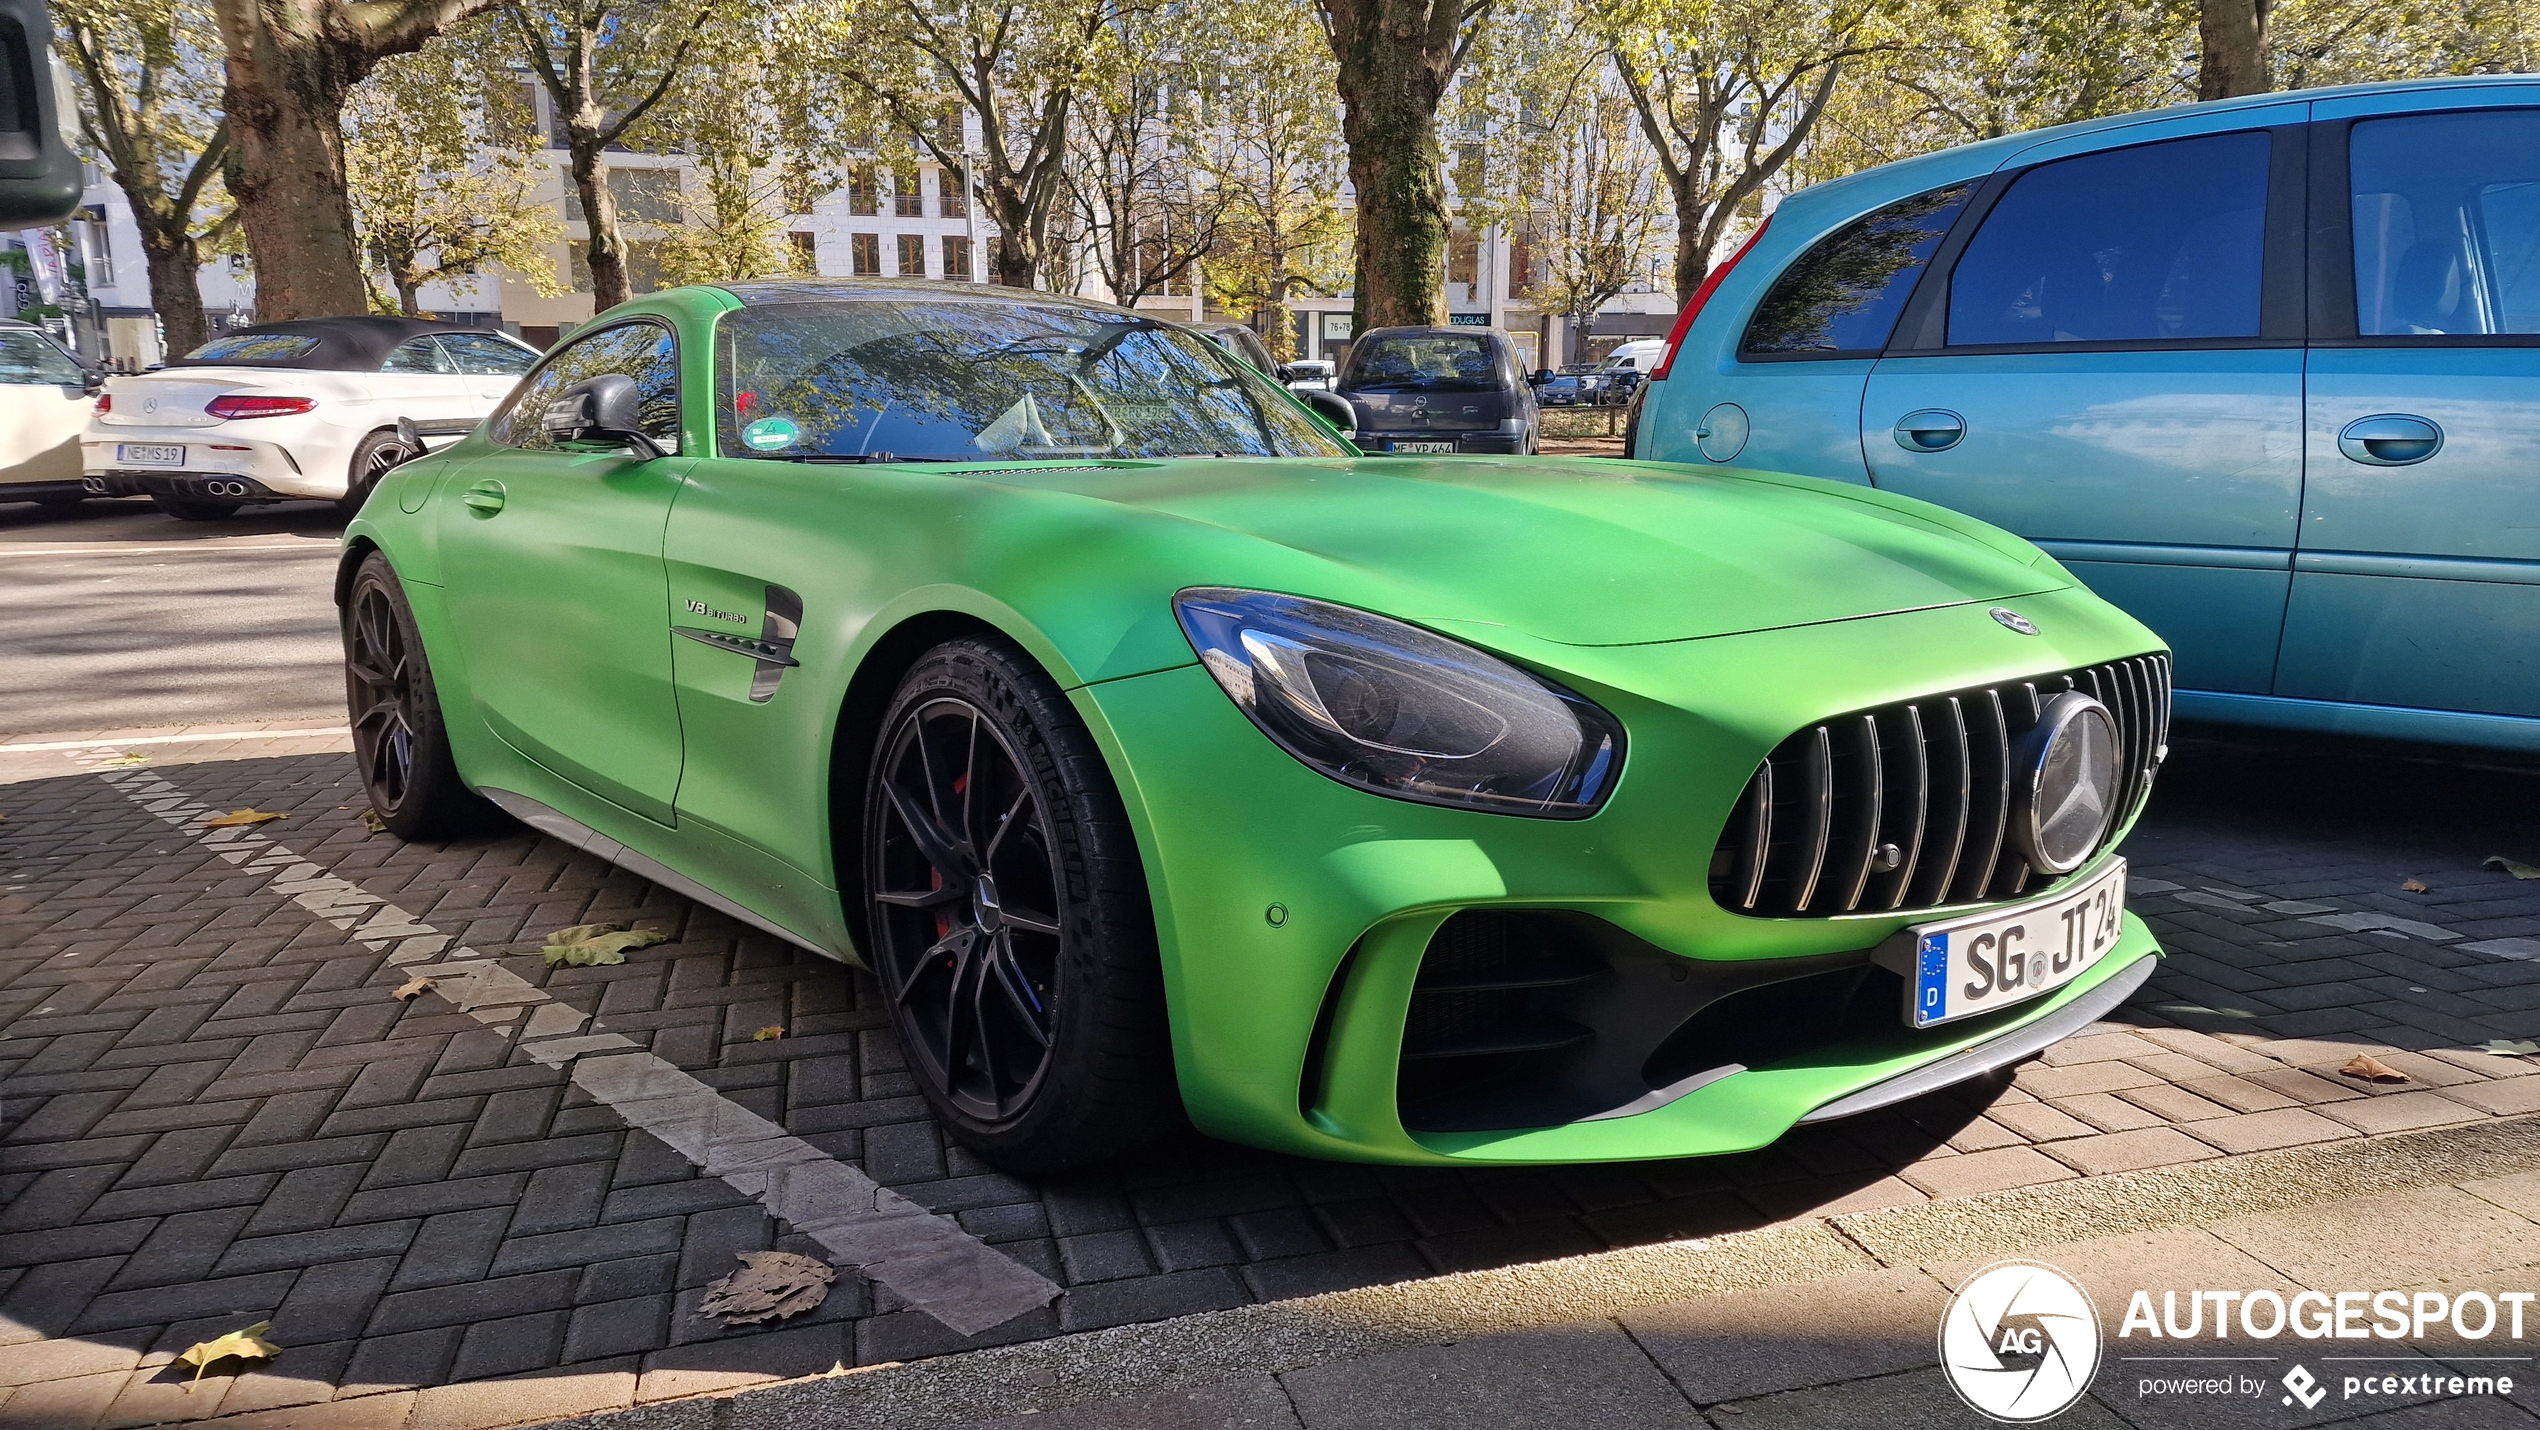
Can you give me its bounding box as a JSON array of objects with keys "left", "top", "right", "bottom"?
[{"left": 1632, "top": 78, "right": 2540, "bottom": 752}]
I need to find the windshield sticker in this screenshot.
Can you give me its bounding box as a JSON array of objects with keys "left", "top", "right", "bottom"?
[{"left": 742, "top": 415, "right": 800, "bottom": 451}]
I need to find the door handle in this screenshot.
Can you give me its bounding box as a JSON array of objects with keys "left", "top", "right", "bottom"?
[
  {"left": 2337, "top": 414, "right": 2443, "bottom": 467},
  {"left": 1893, "top": 409, "right": 1966, "bottom": 452},
  {"left": 460, "top": 478, "right": 506, "bottom": 514}
]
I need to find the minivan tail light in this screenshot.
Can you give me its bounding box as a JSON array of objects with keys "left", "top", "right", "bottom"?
[
  {"left": 1648, "top": 218, "right": 1770, "bottom": 382},
  {"left": 206, "top": 395, "right": 317, "bottom": 419}
]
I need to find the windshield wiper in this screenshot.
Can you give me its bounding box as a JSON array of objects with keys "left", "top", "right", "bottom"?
[{"left": 765, "top": 452, "right": 960, "bottom": 463}]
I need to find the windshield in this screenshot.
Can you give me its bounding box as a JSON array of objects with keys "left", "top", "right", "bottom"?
[
  {"left": 0, "top": 330, "right": 85, "bottom": 385},
  {"left": 1345, "top": 333, "right": 1502, "bottom": 393},
  {"left": 715, "top": 300, "right": 1348, "bottom": 461}
]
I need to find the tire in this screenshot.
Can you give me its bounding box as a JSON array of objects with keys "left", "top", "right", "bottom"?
[
  {"left": 151, "top": 493, "right": 239, "bottom": 521},
  {"left": 341, "top": 429, "right": 420, "bottom": 518},
  {"left": 342, "top": 551, "right": 489, "bottom": 840},
  {"left": 863, "top": 637, "right": 1173, "bottom": 1173}
]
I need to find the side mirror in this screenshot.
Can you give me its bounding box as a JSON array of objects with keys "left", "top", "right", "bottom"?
[
  {"left": 542, "top": 373, "right": 667, "bottom": 458},
  {"left": 1300, "top": 388, "right": 1357, "bottom": 439},
  {"left": 81, "top": 368, "right": 104, "bottom": 394},
  {"left": 1275, "top": 363, "right": 1295, "bottom": 383},
  {"left": 395, "top": 415, "right": 421, "bottom": 451},
  {"left": 0, "top": 0, "right": 83, "bottom": 227}
]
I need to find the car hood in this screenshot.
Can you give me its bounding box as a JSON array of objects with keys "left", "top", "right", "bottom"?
[{"left": 962, "top": 455, "right": 2063, "bottom": 647}]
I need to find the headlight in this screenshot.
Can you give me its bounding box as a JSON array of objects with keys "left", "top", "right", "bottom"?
[{"left": 1174, "top": 588, "right": 1625, "bottom": 818}]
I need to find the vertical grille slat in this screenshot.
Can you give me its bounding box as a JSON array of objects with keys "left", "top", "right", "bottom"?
[
  {"left": 1790, "top": 725, "right": 1835, "bottom": 913},
  {"left": 1713, "top": 653, "right": 2170, "bottom": 919},
  {"left": 1835, "top": 714, "right": 1883, "bottom": 912}
]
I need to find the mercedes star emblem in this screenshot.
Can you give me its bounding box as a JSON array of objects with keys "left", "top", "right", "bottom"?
[{"left": 1990, "top": 607, "right": 2039, "bottom": 636}]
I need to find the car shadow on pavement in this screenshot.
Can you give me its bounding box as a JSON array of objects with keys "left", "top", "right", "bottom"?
[{"left": 1, "top": 728, "right": 2534, "bottom": 1422}]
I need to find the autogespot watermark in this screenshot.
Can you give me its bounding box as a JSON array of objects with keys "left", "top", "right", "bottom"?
[{"left": 1938, "top": 1265, "right": 2534, "bottom": 1422}]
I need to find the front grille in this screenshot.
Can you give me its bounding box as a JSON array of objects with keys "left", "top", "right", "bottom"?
[{"left": 1710, "top": 654, "right": 2170, "bottom": 918}]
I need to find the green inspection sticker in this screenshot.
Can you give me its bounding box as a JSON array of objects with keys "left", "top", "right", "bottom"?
[{"left": 741, "top": 416, "right": 799, "bottom": 451}]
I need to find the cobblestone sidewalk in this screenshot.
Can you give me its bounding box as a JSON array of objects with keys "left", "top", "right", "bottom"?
[{"left": 0, "top": 722, "right": 2535, "bottom": 1428}]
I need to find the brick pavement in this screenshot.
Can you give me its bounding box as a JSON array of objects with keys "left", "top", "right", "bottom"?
[{"left": 0, "top": 721, "right": 2535, "bottom": 1427}]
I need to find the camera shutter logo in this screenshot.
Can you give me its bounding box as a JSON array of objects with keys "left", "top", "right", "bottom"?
[{"left": 1939, "top": 1260, "right": 2102, "bottom": 1422}]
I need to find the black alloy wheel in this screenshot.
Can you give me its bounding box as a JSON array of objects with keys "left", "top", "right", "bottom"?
[
  {"left": 864, "top": 638, "right": 1171, "bottom": 1172},
  {"left": 342, "top": 430, "right": 420, "bottom": 517},
  {"left": 342, "top": 552, "right": 483, "bottom": 839}
]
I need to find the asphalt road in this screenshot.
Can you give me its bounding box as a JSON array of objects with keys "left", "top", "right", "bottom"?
[{"left": 0, "top": 496, "right": 348, "bottom": 737}]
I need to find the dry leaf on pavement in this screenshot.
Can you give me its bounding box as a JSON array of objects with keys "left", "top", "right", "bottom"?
[
  {"left": 172, "top": 1322, "right": 280, "bottom": 1387},
  {"left": 2482, "top": 1039, "right": 2540, "bottom": 1057},
  {"left": 698, "top": 1251, "right": 835, "bottom": 1325},
  {"left": 541, "top": 922, "right": 671, "bottom": 967},
  {"left": 103, "top": 752, "right": 148, "bottom": 767},
  {"left": 2487, "top": 855, "right": 2540, "bottom": 881},
  {"left": 393, "top": 976, "right": 435, "bottom": 1001},
  {"left": 2339, "top": 1053, "right": 2409, "bottom": 1083},
  {"left": 754, "top": 1025, "right": 785, "bottom": 1041},
  {"left": 360, "top": 808, "right": 387, "bottom": 833},
  {"left": 203, "top": 808, "right": 285, "bottom": 828},
  {"left": 2401, "top": 878, "right": 2429, "bottom": 893}
]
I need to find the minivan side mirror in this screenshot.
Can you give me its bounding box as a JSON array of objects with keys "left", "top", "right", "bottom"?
[
  {"left": 543, "top": 373, "right": 668, "bottom": 458},
  {"left": 1300, "top": 388, "right": 1357, "bottom": 439}
]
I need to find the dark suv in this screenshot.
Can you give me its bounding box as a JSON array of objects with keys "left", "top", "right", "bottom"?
[{"left": 1337, "top": 326, "right": 1537, "bottom": 455}]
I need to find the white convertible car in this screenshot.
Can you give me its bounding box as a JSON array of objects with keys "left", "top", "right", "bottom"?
[
  {"left": 83, "top": 316, "right": 541, "bottom": 519},
  {"left": 1, "top": 319, "right": 101, "bottom": 508}
]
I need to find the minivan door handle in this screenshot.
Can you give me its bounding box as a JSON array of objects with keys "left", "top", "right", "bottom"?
[
  {"left": 2337, "top": 414, "right": 2443, "bottom": 466},
  {"left": 1892, "top": 409, "right": 1966, "bottom": 452}
]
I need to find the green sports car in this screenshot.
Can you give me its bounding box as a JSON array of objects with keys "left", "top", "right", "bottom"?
[{"left": 340, "top": 279, "right": 2170, "bottom": 1173}]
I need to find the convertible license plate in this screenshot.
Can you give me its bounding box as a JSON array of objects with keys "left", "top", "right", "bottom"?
[
  {"left": 1905, "top": 858, "right": 2126, "bottom": 1029},
  {"left": 117, "top": 443, "right": 184, "bottom": 465},
  {"left": 1389, "top": 440, "right": 1454, "bottom": 453}
]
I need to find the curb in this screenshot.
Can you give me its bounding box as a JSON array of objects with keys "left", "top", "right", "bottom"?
[{"left": 531, "top": 1113, "right": 2540, "bottom": 1430}]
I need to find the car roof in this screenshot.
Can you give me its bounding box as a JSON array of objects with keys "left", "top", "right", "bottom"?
[
  {"left": 168, "top": 316, "right": 517, "bottom": 371},
  {"left": 716, "top": 277, "right": 1150, "bottom": 319}
]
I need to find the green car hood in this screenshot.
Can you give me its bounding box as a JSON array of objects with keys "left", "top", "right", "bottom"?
[{"left": 968, "top": 455, "right": 2063, "bottom": 648}]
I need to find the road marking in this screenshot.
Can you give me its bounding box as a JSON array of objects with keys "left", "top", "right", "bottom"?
[
  {"left": 69, "top": 751, "right": 1059, "bottom": 1337},
  {"left": 0, "top": 542, "right": 333, "bottom": 558},
  {"left": 0, "top": 728, "right": 349, "bottom": 753}
]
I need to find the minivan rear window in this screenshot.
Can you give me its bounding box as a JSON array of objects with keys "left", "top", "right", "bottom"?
[
  {"left": 1741, "top": 185, "right": 1971, "bottom": 356},
  {"left": 2350, "top": 110, "right": 2540, "bottom": 336}
]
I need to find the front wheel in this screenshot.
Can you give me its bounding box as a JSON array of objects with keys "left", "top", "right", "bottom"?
[
  {"left": 343, "top": 552, "right": 489, "bottom": 839},
  {"left": 151, "top": 493, "right": 238, "bottom": 521},
  {"left": 863, "top": 637, "right": 1172, "bottom": 1173}
]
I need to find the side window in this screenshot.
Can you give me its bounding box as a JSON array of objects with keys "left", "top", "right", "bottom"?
[
  {"left": 1948, "top": 132, "right": 2269, "bottom": 346},
  {"left": 1740, "top": 184, "right": 1972, "bottom": 356},
  {"left": 382, "top": 337, "right": 456, "bottom": 374},
  {"left": 2352, "top": 110, "right": 2540, "bottom": 336},
  {"left": 439, "top": 333, "right": 540, "bottom": 375},
  {"left": 490, "top": 323, "right": 680, "bottom": 451}
]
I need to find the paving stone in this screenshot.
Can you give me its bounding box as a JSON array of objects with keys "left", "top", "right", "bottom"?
[
  {"left": 1281, "top": 1319, "right": 1704, "bottom": 1429},
  {"left": 1895, "top": 1146, "right": 2079, "bottom": 1199},
  {"left": 2183, "top": 1107, "right": 2353, "bottom": 1154},
  {"left": 2316, "top": 1090, "right": 2489, "bottom": 1135}
]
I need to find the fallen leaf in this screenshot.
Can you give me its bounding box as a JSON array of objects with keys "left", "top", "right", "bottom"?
[
  {"left": 203, "top": 808, "right": 285, "bottom": 828},
  {"left": 103, "top": 752, "right": 148, "bottom": 767},
  {"left": 541, "top": 922, "right": 671, "bottom": 967},
  {"left": 393, "top": 976, "right": 435, "bottom": 1001},
  {"left": 2339, "top": 1053, "right": 2409, "bottom": 1083},
  {"left": 359, "top": 809, "right": 387, "bottom": 834},
  {"left": 754, "top": 1025, "right": 785, "bottom": 1041},
  {"left": 2482, "top": 1039, "right": 2540, "bottom": 1057},
  {"left": 2156, "top": 1002, "right": 2259, "bottom": 1019},
  {"left": 2401, "top": 878, "right": 2429, "bottom": 893},
  {"left": 172, "top": 1322, "right": 280, "bottom": 1387},
  {"left": 2487, "top": 855, "right": 2540, "bottom": 881},
  {"left": 699, "top": 1251, "right": 835, "bottom": 1325}
]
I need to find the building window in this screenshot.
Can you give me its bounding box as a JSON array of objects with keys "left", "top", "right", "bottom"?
[
  {"left": 851, "top": 233, "right": 881, "bottom": 276},
  {"left": 897, "top": 233, "right": 927, "bottom": 277},
  {"left": 1447, "top": 229, "right": 1480, "bottom": 291},
  {"left": 1507, "top": 225, "right": 1535, "bottom": 300},
  {"left": 561, "top": 168, "right": 681, "bottom": 224},
  {"left": 894, "top": 165, "right": 925, "bottom": 218},
  {"left": 787, "top": 231, "right": 818, "bottom": 274},
  {"left": 942, "top": 235, "right": 972, "bottom": 279},
  {"left": 939, "top": 167, "right": 967, "bottom": 219},
  {"left": 848, "top": 164, "right": 879, "bottom": 217}
]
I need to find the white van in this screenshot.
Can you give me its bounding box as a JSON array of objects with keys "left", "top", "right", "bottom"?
[{"left": 1599, "top": 339, "right": 1666, "bottom": 377}]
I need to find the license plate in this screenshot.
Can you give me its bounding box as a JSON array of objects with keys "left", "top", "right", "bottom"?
[
  {"left": 1904, "top": 858, "right": 2126, "bottom": 1028},
  {"left": 117, "top": 443, "right": 184, "bottom": 465},
  {"left": 1389, "top": 440, "right": 1454, "bottom": 453}
]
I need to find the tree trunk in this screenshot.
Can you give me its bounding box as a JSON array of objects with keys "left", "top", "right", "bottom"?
[
  {"left": 139, "top": 232, "right": 212, "bottom": 357},
  {"left": 1324, "top": 0, "right": 1454, "bottom": 333},
  {"left": 569, "top": 147, "right": 631, "bottom": 313},
  {"left": 2198, "top": 0, "right": 2271, "bottom": 100},
  {"left": 1669, "top": 202, "right": 1713, "bottom": 305},
  {"left": 216, "top": 0, "right": 370, "bottom": 321}
]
